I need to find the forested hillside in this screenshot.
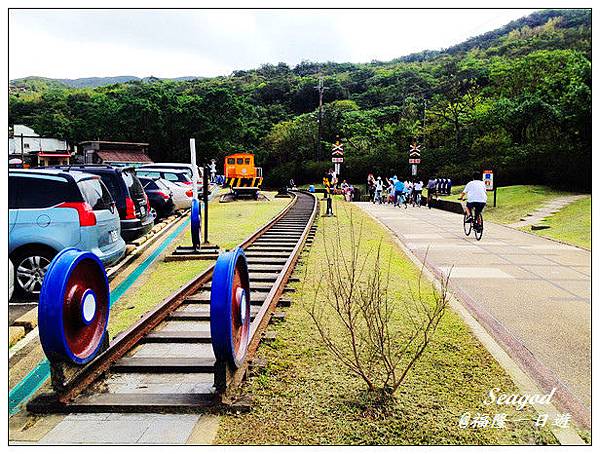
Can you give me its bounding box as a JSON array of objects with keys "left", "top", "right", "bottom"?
[{"left": 9, "top": 9, "right": 591, "bottom": 189}]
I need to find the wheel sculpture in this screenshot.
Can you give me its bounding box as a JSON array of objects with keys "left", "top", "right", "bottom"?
[
  {"left": 191, "top": 198, "right": 202, "bottom": 249},
  {"left": 38, "top": 248, "right": 110, "bottom": 365},
  {"left": 210, "top": 247, "right": 251, "bottom": 368}
]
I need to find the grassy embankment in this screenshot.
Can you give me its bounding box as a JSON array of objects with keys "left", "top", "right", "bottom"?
[
  {"left": 216, "top": 200, "right": 557, "bottom": 445},
  {"left": 529, "top": 196, "right": 591, "bottom": 250},
  {"left": 108, "top": 193, "right": 290, "bottom": 337},
  {"left": 441, "top": 185, "right": 569, "bottom": 224},
  {"left": 441, "top": 185, "right": 590, "bottom": 248}
]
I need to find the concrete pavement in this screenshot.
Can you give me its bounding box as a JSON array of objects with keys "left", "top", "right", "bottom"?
[
  {"left": 357, "top": 202, "right": 591, "bottom": 426},
  {"left": 507, "top": 195, "right": 586, "bottom": 229}
]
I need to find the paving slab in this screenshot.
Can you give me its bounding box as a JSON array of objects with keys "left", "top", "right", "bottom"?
[
  {"left": 357, "top": 202, "right": 591, "bottom": 425},
  {"left": 507, "top": 195, "right": 586, "bottom": 229},
  {"left": 40, "top": 413, "right": 200, "bottom": 444}
]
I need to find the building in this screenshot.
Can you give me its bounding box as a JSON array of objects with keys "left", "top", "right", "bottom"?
[
  {"left": 79, "top": 141, "right": 153, "bottom": 167},
  {"left": 9, "top": 125, "right": 72, "bottom": 167}
]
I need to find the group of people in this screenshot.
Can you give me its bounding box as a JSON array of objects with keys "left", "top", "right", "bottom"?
[
  {"left": 367, "top": 174, "right": 424, "bottom": 207},
  {"left": 426, "top": 177, "right": 453, "bottom": 197}
]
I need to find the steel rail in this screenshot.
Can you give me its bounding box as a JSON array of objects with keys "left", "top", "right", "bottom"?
[{"left": 32, "top": 191, "right": 314, "bottom": 407}]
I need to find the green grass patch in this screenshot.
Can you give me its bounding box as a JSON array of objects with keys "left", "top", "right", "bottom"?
[
  {"left": 108, "top": 193, "right": 289, "bottom": 337},
  {"left": 441, "top": 185, "right": 572, "bottom": 225},
  {"left": 528, "top": 196, "right": 591, "bottom": 249},
  {"left": 216, "top": 201, "right": 557, "bottom": 445}
]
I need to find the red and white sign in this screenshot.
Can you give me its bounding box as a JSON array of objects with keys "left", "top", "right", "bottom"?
[
  {"left": 332, "top": 157, "right": 344, "bottom": 163},
  {"left": 331, "top": 142, "right": 344, "bottom": 156},
  {"left": 409, "top": 158, "right": 421, "bottom": 164}
]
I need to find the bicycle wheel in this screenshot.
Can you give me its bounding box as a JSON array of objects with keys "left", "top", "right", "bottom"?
[
  {"left": 474, "top": 213, "right": 484, "bottom": 241},
  {"left": 463, "top": 213, "right": 472, "bottom": 236}
]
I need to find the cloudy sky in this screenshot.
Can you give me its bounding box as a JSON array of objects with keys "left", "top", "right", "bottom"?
[{"left": 9, "top": 9, "right": 537, "bottom": 80}]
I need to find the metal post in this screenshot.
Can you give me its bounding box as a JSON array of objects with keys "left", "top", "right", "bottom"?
[
  {"left": 189, "top": 138, "right": 199, "bottom": 200},
  {"left": 20, "top": 133, "right": 24, "bottom": 164},
  {"left": 314, "top": 77, "right": 328, "bottom": 161},
  {"left": 203, "top": 164, "right": 209, "bottom": 244}
]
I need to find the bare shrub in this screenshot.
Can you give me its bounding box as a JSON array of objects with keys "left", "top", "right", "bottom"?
[{"left": 302, "top": 206, "right": 450, "bottom": 404}]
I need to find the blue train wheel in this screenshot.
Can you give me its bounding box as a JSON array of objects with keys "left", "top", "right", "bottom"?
[
  {"left": 191, "top": 198, "right": 201, "bottom": 248},
  {"left": 210, "top": 247, "right": 251, "bottom": 368},
  {"left": 38, "top": 248, "right": 110, "bottom": 365}
]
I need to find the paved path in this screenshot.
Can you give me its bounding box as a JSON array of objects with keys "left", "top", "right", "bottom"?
[
  {"left": 357, "top": 202, "right": 590, "bottom": 425},
  {"left": 507, "top": 195, "right": 586, "bottom": 229}
]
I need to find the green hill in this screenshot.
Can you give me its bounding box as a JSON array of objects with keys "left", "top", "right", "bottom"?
[{"left": 8, "top": 9, "right": 591, "bottom": 190}]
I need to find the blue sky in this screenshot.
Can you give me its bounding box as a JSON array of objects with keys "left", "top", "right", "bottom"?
[{"left": 9, "top": 9, "right": 537, "bottom": 79}]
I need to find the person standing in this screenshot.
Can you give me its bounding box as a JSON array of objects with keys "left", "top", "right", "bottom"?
[
  {"left": 427, "top": 177, "right": 437, "bottom": 208},
  {"left": 367, "top": 173, "right": 375, "bottom": 201},
  {"left": 414, "top": 179, "right": 423, "bottom": 205},
  {"left": 374, "top": 176, "right": 384, "bottom": 204},
  {"left": 447, "top": 178, "right": 452, "bottom": 195}
]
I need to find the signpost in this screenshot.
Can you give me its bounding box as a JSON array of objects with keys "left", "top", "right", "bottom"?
[
  {"left": 331, "top": 139, "right": 344, "bottom": 177},
  {"left": 409, "top": 142, "right": 421, "bottom": 177},
  {"left": 483, "top": 169, "right": 497, "bottom": 207}
]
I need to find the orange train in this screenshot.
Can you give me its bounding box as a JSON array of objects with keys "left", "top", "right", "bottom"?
[{"left": 224, "top": 152, "right": 263, "bottom": 198}]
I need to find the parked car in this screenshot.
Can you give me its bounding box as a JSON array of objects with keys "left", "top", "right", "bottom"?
[
  {"left": 160, "top": 179, "right": 193, "bottom": 210},
  {"left": 53, "top": 165, "right": 154, "bottom": 242},
  {"left": 135, "top": 168, "right": 195, "bottom": 189},
  {"left": 9, "top": 169, "right": 126, "bottom": 298},
  {"left": 137, "top": 163, "right": 202, "bottom": 181},
  {"left": 138, "top": 177, "right": 176, "bottom": 220},
  {"left": 9, "top": 259, "right": 14, "bottom": 301}
]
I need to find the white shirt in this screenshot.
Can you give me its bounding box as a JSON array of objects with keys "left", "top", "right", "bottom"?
[
  {"left": 463, "top": 180, "right": 488, "bottom": 203},
  {"left": 414, "top": 181, "right": 423, "bottom": 190}
]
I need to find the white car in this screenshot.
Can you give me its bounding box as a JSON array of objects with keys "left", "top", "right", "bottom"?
[
  {"left": 137, "top": 163, "right": 203, "bottom": 181},
  {"left": 160, "top": 179, "right": 193, "bottom": 210}
]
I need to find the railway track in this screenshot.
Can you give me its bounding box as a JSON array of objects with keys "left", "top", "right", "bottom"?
[{"left": 28, "top": 191, "right": 318, "bottom": 414}]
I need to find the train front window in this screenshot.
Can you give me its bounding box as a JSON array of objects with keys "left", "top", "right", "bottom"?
[
  {"left": 237, "top": 158, "right": 244, "bottom": 164},
  {"left": 227, "top": 158, "right": 235, "bottom": 164},
  {"left": 245, "top": 158, "right": 251, "bottom": 164}
]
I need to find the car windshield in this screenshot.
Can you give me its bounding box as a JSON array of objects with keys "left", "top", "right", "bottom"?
[
  {"left": 78, "top": 178, "right": 114, "bottom": 211},
  {"left": 122, "top": 170, "right": 146, "bottom": 199}
]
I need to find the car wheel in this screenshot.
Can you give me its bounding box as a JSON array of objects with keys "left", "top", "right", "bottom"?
[{"left": 12, "top": 247, "right": 55, "bottom": 299}]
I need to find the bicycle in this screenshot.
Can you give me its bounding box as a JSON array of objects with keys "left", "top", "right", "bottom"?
[
  {"left": 463, "top": 207, "right": 484, "bottom": 240},
  {"left": 396, "top": 192, "right": 408, "bottom": 209},
  {"left": 414, "top": 191, "right": 422, "bottom": 207}
]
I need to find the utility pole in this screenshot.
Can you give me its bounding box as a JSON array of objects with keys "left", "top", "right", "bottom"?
[
  {"left": 422, "top": 97, "right": 427, "bottom": 148},
  {"left": 314, "top": 76, "right": 328, "bottom": 161}
]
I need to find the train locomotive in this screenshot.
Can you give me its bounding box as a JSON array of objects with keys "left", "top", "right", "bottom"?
[{"left": 224, "top": 152, "right": 263, "bottom": 199}]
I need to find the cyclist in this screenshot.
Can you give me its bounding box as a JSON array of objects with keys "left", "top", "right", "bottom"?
[
  {"left": 394, "top": 178, "right": 406, "bottom": 207},
  {"left": 459, "top": 172, "right": 488, "bottom": 228}
]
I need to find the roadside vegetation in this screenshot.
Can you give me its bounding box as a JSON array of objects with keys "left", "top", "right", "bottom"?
[
  {"left": 108, "top": 193, "right": 289, "bottom": 337},
  {"left": 529, "top": 196, "right": 591, "bottom": 249},
  {"left": 216, "top": 201, "right": 556, "bottom": 445}
]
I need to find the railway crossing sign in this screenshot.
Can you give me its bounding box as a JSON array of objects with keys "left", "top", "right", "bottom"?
[
  {"left": 409, "top": 143, "right": 421, "bottom": 156},
  {"left": 331, "top": 139, "right": 344, "bottom": 176},
  {"left": 409, "top": 142, "right": 421, "bottom": 176},
  {"left": 331, "top": 141, "right": 344, "bottom": 156}
]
